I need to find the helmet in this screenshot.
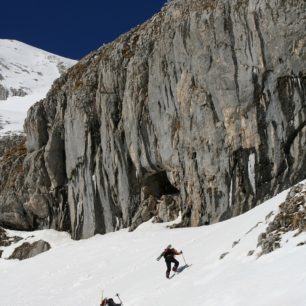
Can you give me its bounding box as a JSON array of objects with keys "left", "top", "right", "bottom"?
[{"left": 167, "top": 244, "right": 172, "bottom": 249}]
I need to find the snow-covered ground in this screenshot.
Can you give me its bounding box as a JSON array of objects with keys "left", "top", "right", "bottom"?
[
  {"left": 1, "top": 184, "right": 306, "bottom": 306},
  {"left": 0, "top": 39, "right": 76, "bottom": 136}
]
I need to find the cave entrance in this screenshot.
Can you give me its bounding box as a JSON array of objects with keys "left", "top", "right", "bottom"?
[{"left": 142, "top": 171, "right": 179, "bottom": 199}]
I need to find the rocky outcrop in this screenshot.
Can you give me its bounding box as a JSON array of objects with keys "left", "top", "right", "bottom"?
[
  {"left": 0, "top": 83, "right": 28, "bottom": 100},
  {"left": 0, "top": 84, "right": 9, "bottom": 100},
  {"left": 0, "top": 136, "right": 31, "bottom": 230},
  {"left": 0, "top": 226, "right": 22, "bottom": 247},
  {"left": 0, "top": 134, "right": 70, "bottom": 231},
  {"left": 257, "top": 182, "right": 306, "bottom": 255},
  {"left": 8, "top": 240, "right": 51, "bottom": 260},
  {"left": 10, "top": 87, "right": 28, "bottom": 97},
  {"left": 1, "top": 0, "right": 306, "bottom": 239},
  {"left": 155, "top": 195, "right": 181, "bottom": 223},
  {"left": 0, "top": 134, "right": 25, "bottom": 156},
  {"left": 0, "top": 226, "right": 50, "bottom": 260}
]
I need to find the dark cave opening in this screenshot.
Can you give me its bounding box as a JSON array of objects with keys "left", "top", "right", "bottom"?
[{"left": 142, "top": 171, "right": 179, "bottom": 199}]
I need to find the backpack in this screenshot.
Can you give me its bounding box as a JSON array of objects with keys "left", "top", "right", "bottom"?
[{"left": 163, "top": 248, "right": 175, "bottom": 258}]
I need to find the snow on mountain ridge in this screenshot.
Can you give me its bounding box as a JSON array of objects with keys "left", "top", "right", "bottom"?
[
  {"left": 0, "top": 39, "right": 76, "bottom": 97},
  {"left": 0, "top": 39, "right": 77, "bottom": 136}
]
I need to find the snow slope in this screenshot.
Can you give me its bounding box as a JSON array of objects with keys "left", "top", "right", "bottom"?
[
  {"left": 0, "top": 39, "right": 76, "bottom": 136},
  {"left": 0, "top": 184, "right": 306, "bottom": 306}
]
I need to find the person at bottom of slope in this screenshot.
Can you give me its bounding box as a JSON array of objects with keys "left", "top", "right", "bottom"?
[
  {"left": 159, "top": 244, "right": 183, "bottom": 278},
  {"left": 100, "top": 297, "right": 121, "bottom": 306}
]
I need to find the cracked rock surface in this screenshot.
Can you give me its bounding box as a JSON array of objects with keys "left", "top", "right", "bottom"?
[{"left": 1, "top": 0, "right": 305, "bottom": 239}]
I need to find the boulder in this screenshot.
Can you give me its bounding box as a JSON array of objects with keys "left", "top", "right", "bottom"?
[{"left": 8, "top": 240, "right": 51, "bottom": 260}]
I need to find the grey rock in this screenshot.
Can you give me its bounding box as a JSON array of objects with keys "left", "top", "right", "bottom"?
[
  {"left": 219, "top": 252, "right": 229, "bottom": 260},
  {"left": 257, "top": 182, "right": 306, "bottom": 255},
  {"left": 10, "top": 87, "right": 28, "bottom": 97},
  {"left": 247, "top": 250, "right": 255, "bottom": 256},
  {"left": 0, "top": 192, "right": 31, "bottom": 231},
  {"left": 0, "top": 134, "right": 25, "bottom": 156},
  {"left": 0, "top": 226, "right": 5, "bottom": 236},
  {"left": 129, "top": 195, "right": 157, "bottom": 231},
  {"left": 56, "top": 61, "right": 70, "bottom": 75},
  {"left": 2, "top": 0, "right": 306, "bottom": 239},
  {"left": 23, "top": 192, "right": 50, "bottom": 219},
  {"left": 0, "top": 226, "right": 22, "bottom": 247},
  {"left": 257, "top": 232, "right": 267, "bottom": 247},
  {"left": 297, "top": 241, "right": 306, "bottom": 246},
  {"left": 156, "top": 194, "right": 181, "bottom": 223},
  {"left": 8, "top": 240, "right": 51, "bottom": 260},
  {"left": 232, "top": 240, "right": 240, "bottom": 248},
  {"left": 0, "top": 136, "right": 32, "bottom": 230},
  {"left": 25, "top": 102, "right": 48, "bottom": 152},
  {"left": 0, "top": 84, "right": 9, "bottom": 100}
]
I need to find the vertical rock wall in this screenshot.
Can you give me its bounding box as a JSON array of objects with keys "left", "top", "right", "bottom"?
[{"left": 2, "top": 0, "right": 305, "bottom": 239}]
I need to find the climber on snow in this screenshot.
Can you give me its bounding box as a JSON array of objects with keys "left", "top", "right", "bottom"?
[
  {"left": 100, "top": 296, "right": 122, "bottom": 306},
  {"left": 157, "top": 244, "right": 183, "bottom": 278}
]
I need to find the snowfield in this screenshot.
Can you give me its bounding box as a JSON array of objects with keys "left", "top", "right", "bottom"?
[
  {"left": 0, "top": 39, "right": 76, "bottom": 136},
  {"left": 1, "top": 184, "right": 306, "bottom": 306}
]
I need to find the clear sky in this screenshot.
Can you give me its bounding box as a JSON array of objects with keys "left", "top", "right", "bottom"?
[{"left": 1, "top": 0, "right": 167, "bottom": 60}]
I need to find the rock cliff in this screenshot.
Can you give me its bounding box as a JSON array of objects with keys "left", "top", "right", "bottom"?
[{"left": 1, "top": 0, "right": 305, "bottom": 239}]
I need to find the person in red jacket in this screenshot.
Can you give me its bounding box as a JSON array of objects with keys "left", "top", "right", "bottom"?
[
  {"left": 157, "top": 244, "right": 183, "bottom": 278},
  {"left": 100, "top": 297, "right": 121, "bottom": 306}
]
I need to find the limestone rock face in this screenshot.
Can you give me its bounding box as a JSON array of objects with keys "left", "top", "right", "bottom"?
[
  {"left": 2, "top": 0, "right": 306, "bottom": 239},
  {"left": 0, "top": 134, "right": 71, "bottom": 232}
]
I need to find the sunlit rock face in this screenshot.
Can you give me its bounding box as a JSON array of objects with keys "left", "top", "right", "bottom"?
[{"left": 3, "top": 0, "right": 305, "bottom": 239}]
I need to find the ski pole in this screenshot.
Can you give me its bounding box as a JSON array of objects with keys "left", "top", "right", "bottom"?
[
  {"left": 182, "top": 252, "right": 188, "bottom": 266},
  {"left": 116, "top": 293, "right": 123, "bottom": 305}
]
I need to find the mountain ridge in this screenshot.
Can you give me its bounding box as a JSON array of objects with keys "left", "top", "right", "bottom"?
[{"left": 0, "top": 39, "right": 76, "bottom": 136}]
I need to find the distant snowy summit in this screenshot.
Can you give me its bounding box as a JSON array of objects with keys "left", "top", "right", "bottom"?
[
  {"left": 0, "top": 39, "right": 76, "bottom": 136},
  {"left": 0, "top": 39, "right": 76, "bottom": 100}
]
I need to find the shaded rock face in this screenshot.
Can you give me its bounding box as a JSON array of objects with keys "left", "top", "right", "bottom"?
[
  {"left": 0, "top": 135, "right": 71, "bottom": 231},
  {"left": 0, "top": 136, "right": 31, "bottom": 230},
  {"left": 129, "top": 173, "right": 181, "bottom": 231},
  {"left": 2, "top": 0, "right": 305, "bottom": 239},
  {"left": 8, "top": 240, "right": 51, "bottom": 260}
]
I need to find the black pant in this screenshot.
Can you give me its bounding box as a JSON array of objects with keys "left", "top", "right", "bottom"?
[
  {"left": 107, "top": 299, "right": 121, "bottom": 306},
  {"left": 165, "top": 256, "right": 179, "bottom": 275}
]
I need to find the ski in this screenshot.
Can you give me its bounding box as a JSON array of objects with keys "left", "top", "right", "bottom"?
[{"left": 168, "top": 264, "right": 192, "bottom": 279}]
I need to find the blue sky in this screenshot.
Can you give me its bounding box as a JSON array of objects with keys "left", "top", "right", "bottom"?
[{"left": 1, "top": 0, "right": 167, "bottom": 60}]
